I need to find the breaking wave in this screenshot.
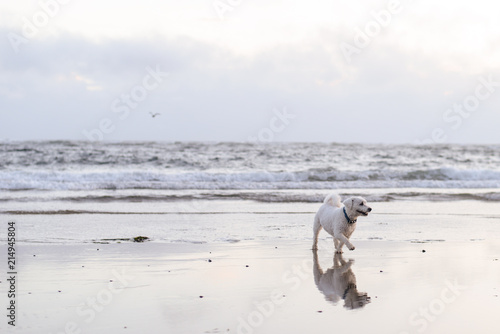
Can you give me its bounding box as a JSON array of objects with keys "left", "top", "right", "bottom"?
[{"left": 1, "top": 167, "right": 500, "bottom": 191}]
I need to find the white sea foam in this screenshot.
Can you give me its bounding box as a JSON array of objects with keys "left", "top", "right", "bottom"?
[
  {"left": 1, "top": 141, "right": 499, "bottom": 202},
  {"left": 1, "top": 167, "right": 500, "bottom": 191}
]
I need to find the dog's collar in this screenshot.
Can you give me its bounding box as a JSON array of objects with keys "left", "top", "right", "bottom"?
[
  {"left": 342, "top": 283, "right": 357, "bottom": 299},
  {"left": 343, "top": 207, "right": 357, "bottom": 225}
]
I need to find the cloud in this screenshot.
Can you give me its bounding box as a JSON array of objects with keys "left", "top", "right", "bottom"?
[{"left": 0, "top": 21, "right": 499, "bottom": 143}]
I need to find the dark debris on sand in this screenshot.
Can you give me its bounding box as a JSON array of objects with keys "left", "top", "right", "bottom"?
[{"left": 93, "top": 236, "right": 150, "bottom": 243}]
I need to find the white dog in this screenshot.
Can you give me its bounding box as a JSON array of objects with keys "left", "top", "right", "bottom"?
[
  {"left": 312, "top": 194, "right": 372, "bottom": 253},
  {"left": 313, "top": 252, "right": 371, "bottom": 309}
]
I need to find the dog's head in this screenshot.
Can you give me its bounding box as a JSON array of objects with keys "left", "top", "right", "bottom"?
[
  {"left": 344, "top": 196, "right": 372, "bottom": 217},
  {"left": 344, "top": 288, "right": 371, "bottom": 309}
]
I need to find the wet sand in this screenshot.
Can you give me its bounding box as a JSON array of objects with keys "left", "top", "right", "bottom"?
[
  {"left": 1, "top": 199, "right": 500, "bottom": 333},
  {"left": 2, "top": 237, "right": 499, "bottom": 334}
]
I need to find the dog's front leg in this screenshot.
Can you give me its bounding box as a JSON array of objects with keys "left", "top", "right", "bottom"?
[
  {"left": 334, "top": 238, "right": 344, "bottom": 253},
  {"left": 337, "top": 233, "right": 355, "bottom": 251}
]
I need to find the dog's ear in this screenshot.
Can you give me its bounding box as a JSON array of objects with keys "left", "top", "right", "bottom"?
[{"left": 349, "top": 198, "right": 354, "bottom": 210}]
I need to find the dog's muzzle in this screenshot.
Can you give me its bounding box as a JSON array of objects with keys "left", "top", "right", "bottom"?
[{"left": 357, "top": 207, "right": 372, "bottom": 216}]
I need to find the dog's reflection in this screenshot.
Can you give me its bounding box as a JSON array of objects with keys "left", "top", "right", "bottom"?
[{"left": 313, "top": 250, "right": 370, "bottom": 309}]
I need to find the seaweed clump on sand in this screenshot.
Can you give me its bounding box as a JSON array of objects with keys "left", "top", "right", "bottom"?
[
  {"left": 133, "top": 236, "right": 149, "bottom": 243},
  {"left": 94, "top": 236, "right": 150, "bottom": 244}
]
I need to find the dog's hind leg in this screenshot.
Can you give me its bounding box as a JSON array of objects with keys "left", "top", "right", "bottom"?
[
  {"left": 312, "top": 249, "right": 323, "bottom": 286},
  {"left": 312, "top": 215, "right": 322, "bottom": 250}
]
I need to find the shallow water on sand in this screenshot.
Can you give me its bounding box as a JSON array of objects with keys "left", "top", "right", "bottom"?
[
  {"left": 1, "top": 198, "right": 500, "bottom": 334},
  {"left": 3, "top": 238, "right": 499, "bottom": 334},
  {"left": 2, "top": 200, "right": 499, "bottom": 245}
]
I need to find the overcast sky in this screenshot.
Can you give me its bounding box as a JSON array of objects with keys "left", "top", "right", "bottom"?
[{"left": 1, "top": 0, "right": 499, "bottom": 144}]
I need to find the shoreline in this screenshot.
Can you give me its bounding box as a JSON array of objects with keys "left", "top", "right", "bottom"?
[
  {"left": 2, "top": 188, "right": 500, "bottom": 207},
  {"left": 1, "top": 199, "right": 500, "bottom": 245}
]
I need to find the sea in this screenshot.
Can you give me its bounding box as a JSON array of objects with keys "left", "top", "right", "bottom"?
[
  {"left": 1, "top": 141, "right": 500, "bottom": 243},
  {"left": 1, "top": 141, "right": 500, "bottom": 204}
]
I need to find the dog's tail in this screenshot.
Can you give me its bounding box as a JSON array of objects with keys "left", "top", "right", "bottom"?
[{"left": 323, "top": 193, "right": 342, "bottom": 207}]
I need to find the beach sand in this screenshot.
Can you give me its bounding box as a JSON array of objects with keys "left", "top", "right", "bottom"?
[{"left": 1, "top": 200, "right": 500, "bottom": 334}]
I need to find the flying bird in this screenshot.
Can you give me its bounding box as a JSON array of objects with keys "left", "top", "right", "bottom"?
[{"left": 150, "top": 112, "right": 161, "bottom": 118}]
